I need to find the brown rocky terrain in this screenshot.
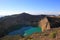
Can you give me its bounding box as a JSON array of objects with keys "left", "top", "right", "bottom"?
[{"left": 38, "top": 17, "right": 50, "bottom": 32}]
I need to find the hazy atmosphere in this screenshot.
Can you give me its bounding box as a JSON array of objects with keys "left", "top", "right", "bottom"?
[{"left": 0, "top": 0, "right": 60, "bottom": 16}]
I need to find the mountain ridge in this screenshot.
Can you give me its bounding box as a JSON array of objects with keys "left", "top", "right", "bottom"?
[{"left": 0, "top": 12, "right": 60, "bottom": 38}]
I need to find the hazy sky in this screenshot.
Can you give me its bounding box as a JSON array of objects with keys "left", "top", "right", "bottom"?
[{"left": 0, "top": 0, "right": 60, "bottom": 16}]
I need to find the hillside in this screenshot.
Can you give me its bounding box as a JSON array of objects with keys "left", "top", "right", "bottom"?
[
  {"left": 0, "top": 12, "right": 46, "bottom": 37},
  {"left": 0, "top": 12, "right": 60, "bottom": 38}
]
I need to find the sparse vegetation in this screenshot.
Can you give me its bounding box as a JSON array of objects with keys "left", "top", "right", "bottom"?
[
  {"left": 0, "top": 35, "right": 22, "bottom": 40},
  {"left": 40, "top": 32, "right": 48, "bottom": 36},
  {"left": 49, "top": 31, "right": 57, "bottom": 38}
]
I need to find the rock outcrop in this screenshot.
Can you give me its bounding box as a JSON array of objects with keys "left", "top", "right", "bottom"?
[{"left": 38, "top": 17, "right": 50, "bottom": 32}]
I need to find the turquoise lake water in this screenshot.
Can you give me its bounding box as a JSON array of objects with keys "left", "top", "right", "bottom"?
[{"left": 8, "top": 26, "right": 42, "bottom": 36}]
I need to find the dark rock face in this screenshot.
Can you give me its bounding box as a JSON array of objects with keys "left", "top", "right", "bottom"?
[{"left": 47, "top": 17, "right": 60, "bottom": 28}]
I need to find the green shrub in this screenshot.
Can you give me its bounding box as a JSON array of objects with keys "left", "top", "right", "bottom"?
[
  {"left": 40, "top": 32, "right": 48, "bottom": 36},
  {"left": 49, "top": 31, "right": 57, "bottom": 38}
]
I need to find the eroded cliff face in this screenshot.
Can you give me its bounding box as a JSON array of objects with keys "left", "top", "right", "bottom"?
[
  {"left": 38, "top": 16, "right": 60, "bottom": 32},
  {"left": 38, "top": 17, "right": 50, "bottom": 32}
]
